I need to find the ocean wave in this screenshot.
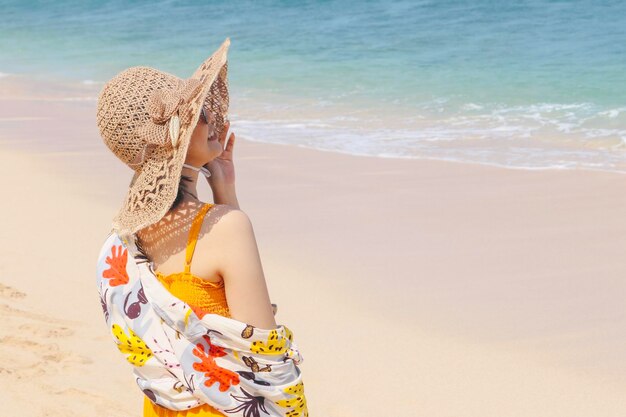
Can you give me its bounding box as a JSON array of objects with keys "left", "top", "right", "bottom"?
[{"left": 230, "top": 107, "right": 626, "bottom": 174}]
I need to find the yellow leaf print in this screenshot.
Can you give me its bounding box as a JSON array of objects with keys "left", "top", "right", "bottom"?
[
  {"left": 112, "top": 324, "right": 153, "bottom": 367},
  {"left": 283, "top": 326, "right": 294, "bottom": 342},
  {"left": 275, "top": 381, "right": 308, "bottom": 417},
  {"left": 250, "top": 329, "right": 289, "bottom": 355}
]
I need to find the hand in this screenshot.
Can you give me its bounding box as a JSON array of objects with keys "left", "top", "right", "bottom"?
[{"left": 203, "top": 120, "right": 236, "bottom": 187}]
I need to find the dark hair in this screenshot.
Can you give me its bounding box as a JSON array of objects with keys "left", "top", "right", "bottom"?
[
  {"left": 169, "top": 174, "right": 195, "bottom": 211},
  {"left": 134, "top": 235, "right": 149, "bottom": 263}
]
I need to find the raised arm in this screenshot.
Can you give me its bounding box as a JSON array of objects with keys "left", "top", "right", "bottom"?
[{"left": 212, "top": 209, "right": 277, "bottom": 329}]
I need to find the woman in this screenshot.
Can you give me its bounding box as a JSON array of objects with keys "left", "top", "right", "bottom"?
[
  {"left": 136, "top": 94, "right": 277, "bottom": 417},
  {"left": 136, "top": 103, "right": 278, "bottom": 323},
  {"left": 96, "top": 38, "right": 301, "bottom": 417}
]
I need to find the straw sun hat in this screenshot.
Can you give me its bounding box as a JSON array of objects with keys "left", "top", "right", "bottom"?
[{"left": 96, "top": 37, "right": 231, "bottom": 240}]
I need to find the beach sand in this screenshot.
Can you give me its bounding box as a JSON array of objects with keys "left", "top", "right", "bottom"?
[{"left": 1, "top": 77, "right": 625, "bottom": 416}]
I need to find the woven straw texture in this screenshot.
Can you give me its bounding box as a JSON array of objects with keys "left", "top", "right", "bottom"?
[{"left": 96, "top": 38, "right": 230, "bottom": 240}]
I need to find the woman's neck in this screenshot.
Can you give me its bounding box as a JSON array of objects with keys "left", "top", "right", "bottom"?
[{"left": 180, "top": 165, "right": 201, "bottom": 200}]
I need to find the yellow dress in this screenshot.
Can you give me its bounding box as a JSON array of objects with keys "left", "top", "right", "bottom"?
[{"left": 143, "top": 203, "right": 230, "bottom": 417}]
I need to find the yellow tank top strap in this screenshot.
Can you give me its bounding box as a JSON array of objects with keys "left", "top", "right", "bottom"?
[{"left": 184, "top": 203, "right": 214, "bottom": 274}]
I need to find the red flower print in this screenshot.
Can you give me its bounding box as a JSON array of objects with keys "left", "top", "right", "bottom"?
[
  {"left": 192, "top": 335, "right": 239, "bottom": 392},
  {"left": 102, "top": 245, "right": 129, "bottom": 286}
]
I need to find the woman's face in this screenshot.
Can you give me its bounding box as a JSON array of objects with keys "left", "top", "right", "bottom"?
[{"left": 185, "top": 107, "right": 223, "bottom": 166}]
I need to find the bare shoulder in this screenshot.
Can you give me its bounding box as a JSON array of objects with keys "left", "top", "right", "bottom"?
[
  {"left": 207, "top": 206, "right": 258, "bottom": 264},
  {"left": 202, "top": 204, "right": 276, "bottom": 328},
  {"left": 202, "top": 204, "right": 253, "bottom": 238},
  {"left": 212, "top": 207, "right": 253, "bottom": 234},
  {"left": 175, "top": 203, "right": 257, "bottom": 285},
  {"left": 195, "top": 204, "right": 257, "bottom": 267}
]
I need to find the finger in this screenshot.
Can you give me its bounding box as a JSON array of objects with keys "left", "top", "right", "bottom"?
[{"left": 225, "top": 132, "right": 235, "bottom": 153}]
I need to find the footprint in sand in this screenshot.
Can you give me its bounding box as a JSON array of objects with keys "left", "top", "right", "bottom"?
[
  {"left": 0, "top": 281, "right": 144, "bottom": 415},
  {"left": 0, "top": 282, "right": 26, "bottom": 299},
  {"left": 0, "top": 282, "right": 92, "bottom": 382},
  {"left": 0, "top": 335, "right": 73, "bottom": 378},
  {"left": 17, "top": 322, "right": 74, "bottom": 338},
  {"left": 0, "top": 300, "right": 81, "bottom": 325}
]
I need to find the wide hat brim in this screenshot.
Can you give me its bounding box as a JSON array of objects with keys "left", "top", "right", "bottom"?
[{"left": 112, "top": 37, "right": 231, "bottom": 239}]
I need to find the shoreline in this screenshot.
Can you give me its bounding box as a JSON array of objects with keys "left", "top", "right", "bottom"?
[
  {"left": 2, "top": 73, "right": 625, "bottom": 175},
  {"left": 1, "top": 79, "right": 626, "bottom": 415}
]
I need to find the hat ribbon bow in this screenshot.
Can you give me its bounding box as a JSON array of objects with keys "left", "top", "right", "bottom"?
[{"left": 146, "top": 78, "right": 204, "bottom": 148}]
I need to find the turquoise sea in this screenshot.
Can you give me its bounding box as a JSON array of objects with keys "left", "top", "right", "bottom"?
[{"left": 1, "top": 0, "right": 625, "bottom": 172}]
